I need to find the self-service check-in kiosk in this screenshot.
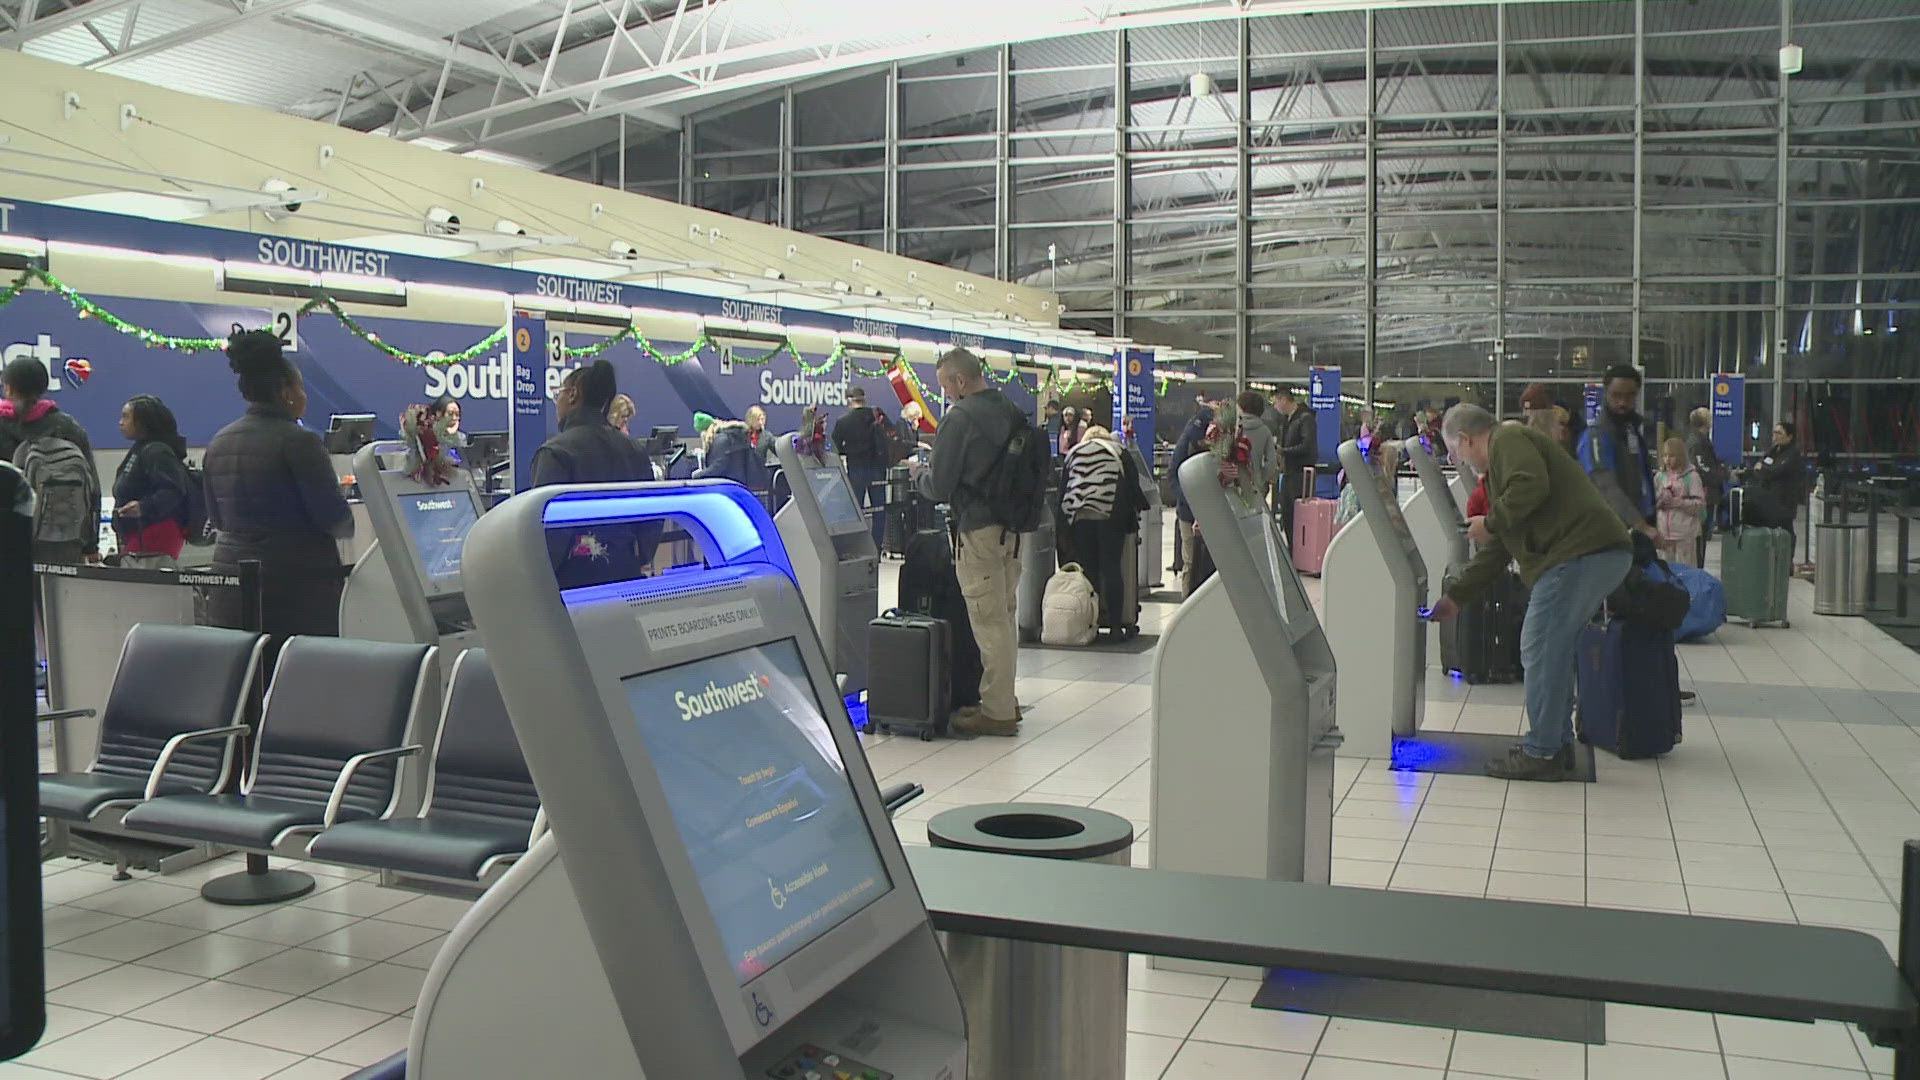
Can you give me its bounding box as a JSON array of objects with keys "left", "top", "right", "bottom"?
[
  {"left": 413, "top": 480, "right": 965, "bottom": 1079},
  {"left": 773, "top": 435, "right": 880, "bottom": 710},
  {"left": 1149, "top": 455, "right": 1336, "bottom": 977},
  {"left": 1403, "top": 441, "right": 1470, "bottom": 672},
  {"left": 339, "top": 442, "right": 483, "bottom": 665},
  {"left": 1323, "top": 438, "right": 1427, "bottom": 760}
]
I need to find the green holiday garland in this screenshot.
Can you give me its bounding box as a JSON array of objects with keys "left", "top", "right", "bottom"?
[{"left": 2, "top": 266, "right": 1177, "bottom": 397}]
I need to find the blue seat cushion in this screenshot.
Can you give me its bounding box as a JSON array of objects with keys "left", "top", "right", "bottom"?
[
  {"left": 122, "top": 794, "right": 370, "bottom": 849},
  {"left": 39, "top": 773, "right": 201, "bottom": 822},
  {"left": 307, "top": 817, "right": 529, "bottom": 880}
]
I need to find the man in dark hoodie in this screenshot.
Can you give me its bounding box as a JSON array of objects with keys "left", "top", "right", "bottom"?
[
  {"left": 0, "top": 357, "right": 100, "bottom": 563},
  {"left": 1169, "top": 399, "right": 1216, "bottom": 574}
]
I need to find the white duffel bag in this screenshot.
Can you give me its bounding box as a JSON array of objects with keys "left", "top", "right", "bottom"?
[{"left": 1041, "top": 562, "right": 1100, "bottom": 647}]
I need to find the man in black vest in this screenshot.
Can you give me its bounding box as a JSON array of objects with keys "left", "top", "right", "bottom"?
[{"left": 1272, "top": 388, "right": 1318, "bottom": 539}]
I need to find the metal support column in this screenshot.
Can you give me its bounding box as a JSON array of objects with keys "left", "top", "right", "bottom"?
[
  {"left": 1362, "top": 9, "right": 1377, "bottom": 404},
  {"left": 1494, "top": 2, "right": 1508, "bottom": 404},
  {"left": 884, "top": 62, "right": 900, "bottom": 256},
  {"left": 994, "top": 45, "right": 1012, "bottom": 284},
  {"left": 678, "top": 117, "right": 694, "bottom": 207},
  {"left": 1773, "top": 0, "right": 1791, "bottom": 425},
  {"left": 1632, "top": 0, "right": 1646, "bottom": 371},
  {"left": 1235, "top": 17, "right": 1252, "bottom": 392},
  {"left": 779, "top": 88, "right": 795, "bottom": 231},
  {"left": 617, "top": 113, "right": 627, "bottom": 193},
  {"left": 1113, "top": 31, "right": 1130, "bottom": 339}
]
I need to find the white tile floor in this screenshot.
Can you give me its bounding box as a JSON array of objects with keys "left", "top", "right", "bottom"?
[{"left": 18, "top": 521, "right": 1918, "bottom": 1077}]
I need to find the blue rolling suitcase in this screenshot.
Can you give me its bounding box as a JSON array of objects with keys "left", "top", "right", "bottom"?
[{"left": 1576, "top": 617, "right": 1682, "bottom": 760}]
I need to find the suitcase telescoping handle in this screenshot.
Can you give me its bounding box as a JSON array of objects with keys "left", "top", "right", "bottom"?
[
  {"left": 1303, "top": 466, "right": 1315, "bottom": 492},
  {"left": 1729, "top": 486, "right": 1742, "bottom": 534}
]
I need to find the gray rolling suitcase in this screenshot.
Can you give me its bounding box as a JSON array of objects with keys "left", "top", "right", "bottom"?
[{"left": 866, "top": 610, "right": 951, "bottom": 740}]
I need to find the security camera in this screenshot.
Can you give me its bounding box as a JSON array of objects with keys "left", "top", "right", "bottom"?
[
  {"left": 609, "top": 241, "right": 640, "bottom": 261},
  {"left": 261, "top": 178, "right": 301, "bottom": 220},
  {"left": 495, "top": 219, "right": 529, "bottom": 237},
  {"left": 425, "top": 206, "right": 461, "bottom": 236}
]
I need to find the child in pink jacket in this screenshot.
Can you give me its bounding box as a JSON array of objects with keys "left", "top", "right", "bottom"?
[{"left": 1655, "top": 436, "right": 1706, "bottom": 567}]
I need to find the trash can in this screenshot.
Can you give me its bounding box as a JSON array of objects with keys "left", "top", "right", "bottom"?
[
  {"left": 1815, "top": 521, "right": 1869, "bottom": 616},
  {"left": 927, "top": 804, "right": 1133, "bottom": 1080}
]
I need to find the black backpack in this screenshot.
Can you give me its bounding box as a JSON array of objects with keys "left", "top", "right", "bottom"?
[
  {"left": 972, "top": 406, "right": 1051, "bottom": 534},
  {"left": 181, "top": 458, "right": 213, "bottom": 546}
]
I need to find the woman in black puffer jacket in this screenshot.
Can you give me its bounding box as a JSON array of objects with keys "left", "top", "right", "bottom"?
[
  {"left": 202, "top": 331, "right": 353, "bottom": 639},
  {"left": 111, "top": 395, "right": 193, "bottom": 569}
]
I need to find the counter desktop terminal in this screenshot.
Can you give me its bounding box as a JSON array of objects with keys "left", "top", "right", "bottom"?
[
  {"left": 338, "top": 441, "right": 484, "bottom": 668},
  {"left": 412, "top": 480, "right": 965, "bottom": 1079},
  {"left": 772, "top": 433, "right": 880, "bottom": 711},
  {"left": 1149, "top": 454, "right": 1337, "bottom": 977}
]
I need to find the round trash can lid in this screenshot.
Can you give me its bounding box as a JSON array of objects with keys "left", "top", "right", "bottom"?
[{"left": 926, "top": 802, "right": 1134, "bottom": 860}]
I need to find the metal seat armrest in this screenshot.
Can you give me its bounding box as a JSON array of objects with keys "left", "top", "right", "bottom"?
[
  {"left": 144, "top": 725, "right": 252, "bottom": 799},
  {"left": 529, "top": 807, "right": 548, "bottom": 845},
  {"left": 35, "top": 709, "right": 96, "bottom": 724},
  {"left": 323, "top": 746, "right": 424, "bottom": 828}
]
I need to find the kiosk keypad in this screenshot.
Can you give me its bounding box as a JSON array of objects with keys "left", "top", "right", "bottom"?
[{"left": 765, "top": 1043, "right": 891, "bottom": 1080}]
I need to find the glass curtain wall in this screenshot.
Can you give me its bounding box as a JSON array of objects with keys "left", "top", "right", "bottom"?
[{"left": 673, "top": 0, "right": 1920, "bottom": 461}]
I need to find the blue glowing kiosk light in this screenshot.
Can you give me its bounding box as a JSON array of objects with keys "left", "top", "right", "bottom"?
[{"left": 540, "top": 480, "right": 867, "bottom": 728}]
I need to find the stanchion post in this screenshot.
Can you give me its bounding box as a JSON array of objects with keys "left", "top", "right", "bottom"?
[{"left": 1893, "top": 840, "right": 1920, "bottom": 1079}]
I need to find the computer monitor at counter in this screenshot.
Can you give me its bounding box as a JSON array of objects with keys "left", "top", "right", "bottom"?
[{"left": 324, "top": 414, "right": 376, "bottom": 455}]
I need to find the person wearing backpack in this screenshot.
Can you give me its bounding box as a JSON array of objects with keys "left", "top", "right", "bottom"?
[
  {"left": 0, "top": 356, "right": 100, "bottom": 564},
  {"left": 202, "top": 331, "right": 354, "bottom": 641},
  {"left": 111, "top": 395, "right": 193, "bottom": 569},
  {"left": 911, "top": 348, "right": 1047, "bottom": 737}
]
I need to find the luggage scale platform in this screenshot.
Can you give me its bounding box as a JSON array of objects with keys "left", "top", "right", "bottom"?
[{"left": 1389, "top": 731, "right": 1599, "bottom": 782}]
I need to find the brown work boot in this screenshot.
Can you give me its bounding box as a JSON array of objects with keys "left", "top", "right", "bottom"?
[{"left": 952, "top": 711, "right": 1020, "bottom": 738}]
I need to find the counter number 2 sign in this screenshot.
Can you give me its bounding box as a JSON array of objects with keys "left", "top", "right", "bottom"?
[{"left": 229, "top": 307, "right": 299, "bottom": 352}]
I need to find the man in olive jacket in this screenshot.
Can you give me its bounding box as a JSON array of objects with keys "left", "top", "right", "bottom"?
[{"left": 1429, "top": 404, "right": 1632, "bottom": 781}]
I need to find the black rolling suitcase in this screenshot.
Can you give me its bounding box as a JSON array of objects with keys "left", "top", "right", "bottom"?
[
  {"left": 1576, "top": 615, "right": 1682, "bottom": 759},
  {"left": 1108, "top": 529, "right": 1141, "bottom": 638},
  {"left": 900, "top": 529, "right": 983, "bottom": 709},
  {"left": 1439, "top": 569, "right": 1526, "bottom": 683},
  {"left": 883, "top": 466, "right": 914, "bottom": 557},
  {"left": 867, "top": 611, "right": 951, "bottom": 740}
]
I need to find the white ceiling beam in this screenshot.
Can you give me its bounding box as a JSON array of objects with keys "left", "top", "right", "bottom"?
[
  {"left": 0, "top": 0, "right": 143, "bottom": 48},
  {"left": 86, "top": 0, "right": 320, "bottom": 68}
]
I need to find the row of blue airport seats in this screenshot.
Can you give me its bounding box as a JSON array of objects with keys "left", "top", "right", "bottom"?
[{"left": 41, "top": 625, "right": 543, "bottom": 887}]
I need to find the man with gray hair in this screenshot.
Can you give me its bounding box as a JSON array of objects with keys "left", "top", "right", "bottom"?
[
  {"left": 911, "top": 348, "right": 1041, "bottom": 737},
  {"left": 1429, "top": 402, "right": 1633, "bottom": 781}
]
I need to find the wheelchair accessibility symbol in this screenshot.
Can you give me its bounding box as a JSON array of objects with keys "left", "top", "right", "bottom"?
[{"left": 752, "top": 992, "right": 776, "bottom": 1028}]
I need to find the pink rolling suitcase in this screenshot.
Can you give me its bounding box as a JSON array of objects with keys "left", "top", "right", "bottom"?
[{"left": 1292, "top": 467, "right": 1338, "bottom": 575}]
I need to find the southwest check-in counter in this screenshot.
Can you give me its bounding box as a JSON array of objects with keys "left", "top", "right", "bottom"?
[
  {"left": 418, "top": 481, "right": 964, "bottom": 1078},
  {"left": 1404, "top": 440, "right": 1470, "bottom": 673},
  {"left": 772, "top": 434, "right": 880, "bottom": 708},
  {"left": 1149, "top": 453, "right": 1337, "bottom": 976}
]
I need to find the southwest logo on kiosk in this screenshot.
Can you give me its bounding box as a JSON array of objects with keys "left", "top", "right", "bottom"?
[{"left": 675, "top": 672, "right": 774, "bottom": 722}]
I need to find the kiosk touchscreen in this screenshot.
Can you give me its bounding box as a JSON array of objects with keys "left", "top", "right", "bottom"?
[
  {"left": 1404, "top": 440, "right": 1470, "bottom": 671},
  {"left": 411, "top": 481, "right": 964, "bottom": 1079},
  {"left": 1323, "top": 438, "right": 1427, "bottom": 759},
  {"left": 772, "top": 435, "right": 880, "bottom": 707},
  {"left": 339, "top": 442, "right": 484, "bottom": 665},
  {"left": 1149, "top": 454, "right": 1336, "bottom": 977}
]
